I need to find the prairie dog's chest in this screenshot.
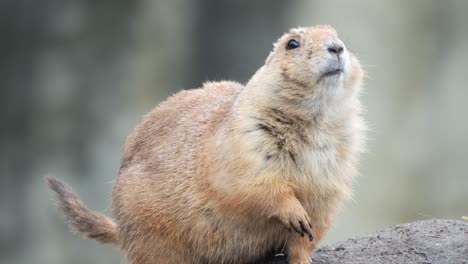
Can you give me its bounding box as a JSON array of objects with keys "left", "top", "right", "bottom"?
[
  {"left": 294, "top": 124, "right": 355, "bottom": 187},
  {"left": 242, "top": 108, "right": 358, "bottom": 184}
]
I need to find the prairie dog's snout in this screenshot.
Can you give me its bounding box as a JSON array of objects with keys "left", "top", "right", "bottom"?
[
  {"left": 326, "top": 42, "right": 344, "bottom": 57},
  {"left": 323, "top": 39, "right": 348, "bottom": 76}
]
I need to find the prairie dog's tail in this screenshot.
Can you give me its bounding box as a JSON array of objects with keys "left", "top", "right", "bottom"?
[{"left": 46, "top": 176, "right": 118, "bottom": 244}]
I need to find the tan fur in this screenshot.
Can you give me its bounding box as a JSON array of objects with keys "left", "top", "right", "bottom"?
[
  {"left": 48, "top": 25, "right": 365, "bottom": 264},
  {"left": 46, "top": 176, "right": 117, "bottom": 244}
]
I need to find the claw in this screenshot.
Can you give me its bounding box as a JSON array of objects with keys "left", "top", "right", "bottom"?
[
  {"left": 289, "top": 219, "right": 301, "bottom": 234},
  {"left": 299, "top": 220, "right": 305, "bottom": 230},
  {"left": 287, "top": 217, "right": 314, "bottom": 241},
  {"left": 299, "top": 220, "right": 314, "bottom": 241},
  {"left": 290, "top": 218, "right": 305, "bottom": 237}
]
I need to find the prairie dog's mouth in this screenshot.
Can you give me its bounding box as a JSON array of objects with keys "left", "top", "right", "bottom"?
[
  {"left": 322, "top": 68, "right": 343, "bottom": 78},
  {"left": 319, "top": 58, "right": 346, "bottom": 81}
]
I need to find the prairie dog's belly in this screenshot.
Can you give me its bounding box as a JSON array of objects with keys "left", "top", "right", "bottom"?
[{"left": 187, "top": 212, "right": 287, "bottom": 263}]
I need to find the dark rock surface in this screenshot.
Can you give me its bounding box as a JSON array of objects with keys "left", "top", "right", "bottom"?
[{"left": 258, "top": 219, "right": 468, "bottom": 264}]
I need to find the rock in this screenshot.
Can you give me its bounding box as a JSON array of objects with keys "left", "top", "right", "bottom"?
[{"left": 256, "top": 219, "right": 468, "bottom": 264}]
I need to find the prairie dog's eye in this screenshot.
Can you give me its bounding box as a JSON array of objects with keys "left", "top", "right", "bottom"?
[{"left": 286, "top": 39, "right": 300, "bottom": 50}]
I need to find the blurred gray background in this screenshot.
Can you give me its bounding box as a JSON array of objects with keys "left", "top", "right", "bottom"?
[{"left": 1, "top": 0, "right": 467, "bottom": 263}]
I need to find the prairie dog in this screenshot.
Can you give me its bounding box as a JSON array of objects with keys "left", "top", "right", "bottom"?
[{"left": 48, "top": 25, "right": 365, "bottom": 264}]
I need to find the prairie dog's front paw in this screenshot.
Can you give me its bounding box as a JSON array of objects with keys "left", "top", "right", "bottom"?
[
  {"left": 274, "top": 208, "right": 314, "bottom": 241},
  {"left": 287, "top": 214, "right": 314, "bottom": 241}
]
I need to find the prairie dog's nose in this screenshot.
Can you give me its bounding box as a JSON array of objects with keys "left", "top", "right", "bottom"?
[{"left": 327, "top": 43, "right": 344, "bottom": 56}]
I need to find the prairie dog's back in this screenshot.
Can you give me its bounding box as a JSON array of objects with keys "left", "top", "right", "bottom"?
[
  {"left": 112, "top": 81, "right": 244, "bottom": 261},
  {"left": 119, "top": 81, "right": 243, "bottom": 174}
]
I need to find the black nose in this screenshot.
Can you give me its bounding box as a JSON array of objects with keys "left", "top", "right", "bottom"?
[{"left": 327, "top": 44, "right": 344, "bottom": 56}]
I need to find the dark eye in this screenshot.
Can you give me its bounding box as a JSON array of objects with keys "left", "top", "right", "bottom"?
[{"left": 286, "top": 39, "right": 300, "bottom": 50}]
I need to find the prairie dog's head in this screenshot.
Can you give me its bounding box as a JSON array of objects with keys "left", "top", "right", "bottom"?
[{"left": 262, "top": 25, "right": 363, "bottom": 102}]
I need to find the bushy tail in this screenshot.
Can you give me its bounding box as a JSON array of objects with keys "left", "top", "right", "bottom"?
[{"left": 46, "top": 176, "right": 118, "bottom": 244}]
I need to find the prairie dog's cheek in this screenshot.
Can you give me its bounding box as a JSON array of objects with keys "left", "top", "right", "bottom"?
[
  {"left": 341, "top": 50, "right": 351, "bottom": 75},
  {"left": 343, "top": 54, "right": 363, "bottom": 89}
]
